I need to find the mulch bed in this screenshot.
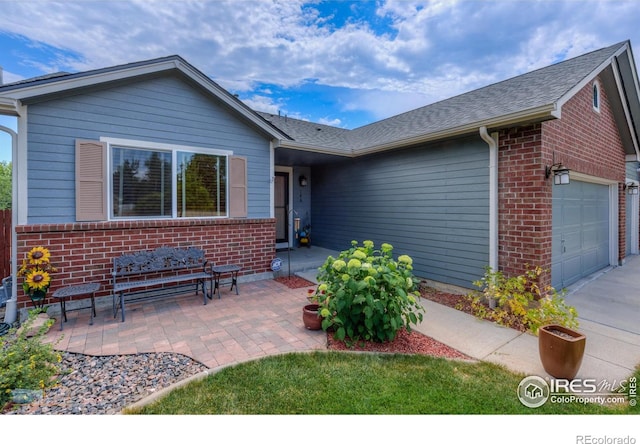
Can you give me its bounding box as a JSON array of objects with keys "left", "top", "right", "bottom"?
[
  {"left": 274, "top": 275, "right": 316, "bottom": 289},
  {"left": 273, "top": 277, "right": 522, "bottom": 358},
  {"left": 326, "top": 328, "right": 471, "bottom": 360}
]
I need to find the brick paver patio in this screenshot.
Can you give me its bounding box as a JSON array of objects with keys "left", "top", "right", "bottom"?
[{"left": 43, "top": 278, "right": 327, "bottom": 369}]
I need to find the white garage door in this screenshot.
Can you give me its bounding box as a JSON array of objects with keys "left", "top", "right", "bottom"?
[{"left": 551, "top": 181, "right": 610, "bottom": 289}]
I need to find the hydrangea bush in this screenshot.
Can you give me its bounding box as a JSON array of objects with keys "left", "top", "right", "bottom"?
[{"left": 314, "top": 240, "right": 424, "bottom": 343}]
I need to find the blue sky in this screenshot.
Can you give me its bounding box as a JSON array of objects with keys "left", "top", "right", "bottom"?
[{"left": 1, "top": 0, "right": 640, "bottom": 163}]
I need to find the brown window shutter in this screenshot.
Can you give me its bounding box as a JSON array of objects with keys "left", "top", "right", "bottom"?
[
  {"left": 76, "top": 139, "right": 108, "bottom": 221},
  {"left": 229, "top": 155, "right": 247, "bottom": 218}
]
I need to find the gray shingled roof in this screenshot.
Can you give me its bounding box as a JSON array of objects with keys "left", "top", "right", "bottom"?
[
  {"left": 266, "top": 41, "right": 627, "bottom": 154},
  {"left": 257, "top": 112, "right": 352, "bottom": 151}
]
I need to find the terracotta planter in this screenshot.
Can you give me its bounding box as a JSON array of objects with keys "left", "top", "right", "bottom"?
[
  {"left": 538, "top": 324, "right": 586, "bottom": 380},
  {"left": 302, "top": 304, "right": 322, "bottom": 330}
]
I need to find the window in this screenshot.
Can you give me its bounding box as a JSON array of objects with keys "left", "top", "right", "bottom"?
[
  {"left": 76, "top": 138, "right": 247, "bottom": 221},
  {"left": 593, "top": 81, "right": 601, "bottom": 112},
  {"left": 111, "top": 144, "right": 227, "bottom": 218},
  {"left": 177, "top": 152, "right": 227, "bottom": 217}
]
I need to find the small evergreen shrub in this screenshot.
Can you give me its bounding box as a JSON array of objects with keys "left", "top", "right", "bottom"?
[
  {"left": 0, "top": 310, "right": 62, "bottom": 407},
  {"left": 314, "top": 240, "right": 424, "bottom": 343}
]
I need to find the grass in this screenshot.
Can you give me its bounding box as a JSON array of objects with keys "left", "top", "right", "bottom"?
[{"left": 124, "top": 351, "right": 637, "bottom": 415}]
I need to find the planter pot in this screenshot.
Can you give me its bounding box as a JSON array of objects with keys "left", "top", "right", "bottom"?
[
  {"left": 302, "top": 304, "right": 322, "bottom": 330},
  {"left": 538, "top": 324, "right": 586, "bottom": 380}
]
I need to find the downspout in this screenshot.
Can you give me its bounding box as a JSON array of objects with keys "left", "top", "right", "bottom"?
[{"left": 480, "top": 126, "right": 498, "bottom": 270}]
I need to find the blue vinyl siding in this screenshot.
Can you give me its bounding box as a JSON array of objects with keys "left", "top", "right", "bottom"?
[
  {"left": 626, "top": 161, "right": 639, "bottom": 181},
  {"left": 25, "top": 74, "right": 272, "bottom": 223},
  {"left": 311, "top": 137, "right": 490, "bottom": 288}
]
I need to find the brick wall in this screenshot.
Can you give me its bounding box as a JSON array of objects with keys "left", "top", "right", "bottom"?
[
  {"left": 14, "top": 218, "right": 275, "bottom": 309},
  {"left": 498, "top": 75, "right": 626, "bottom": 288},
  {"left": 498, "top": 123, "right": 550, "bottom": 280}
]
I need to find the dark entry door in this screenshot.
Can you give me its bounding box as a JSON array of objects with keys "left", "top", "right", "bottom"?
[{"left": 274, "top": 172, "right": 289, "bottom": 244}]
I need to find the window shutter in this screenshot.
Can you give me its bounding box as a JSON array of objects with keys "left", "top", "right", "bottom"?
[
  {"left": 229, "top": 156, "right": 247, "bottom": 218},
  {"left": 76, "top": 139, "right": 108, "bottom": 221}
]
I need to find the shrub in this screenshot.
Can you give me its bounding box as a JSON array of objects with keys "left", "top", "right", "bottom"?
[
  {"left": 459, "top": 265, "right": 578, "bottom": 334},
  {"left": 314, "top": 240, "right": 424, "bottom": 343},
  {"left": 0, "top": 310, "right": 62, "bottom": 407}
]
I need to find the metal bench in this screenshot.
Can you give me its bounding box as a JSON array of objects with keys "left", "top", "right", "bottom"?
[{"left": 112, "top": 246, "right": 213, "bottom": 322}]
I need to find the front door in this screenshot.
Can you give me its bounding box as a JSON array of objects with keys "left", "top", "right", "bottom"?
[{"left": 274, "top": 172, "right": 289, "bottom": 245}]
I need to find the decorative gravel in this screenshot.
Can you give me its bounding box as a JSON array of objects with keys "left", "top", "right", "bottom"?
[{"left": 4, "top": 352, "right": 208, "bottom": 415}]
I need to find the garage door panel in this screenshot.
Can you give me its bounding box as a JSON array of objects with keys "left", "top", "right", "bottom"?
[
  {"left": 552, "top": 181, "right": 610, "bottom": 289},
  {"left": 562, "top": 255, "right": 583, "bottom": 286}
]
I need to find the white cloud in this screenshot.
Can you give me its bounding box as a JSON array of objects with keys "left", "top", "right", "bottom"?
[
  {"left": 0, "top": 0, "right": 638, "bottom": 122},
  {"left": 0, "top": 69, "right": 24, "bottom": 85},
  {"left": 317, "top": 116, "right": 343, "bottom": 127}
]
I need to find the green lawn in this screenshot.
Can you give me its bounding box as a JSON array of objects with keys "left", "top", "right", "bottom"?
[{"left": 124, "top": 351, "right": 637, "bottom": 415}]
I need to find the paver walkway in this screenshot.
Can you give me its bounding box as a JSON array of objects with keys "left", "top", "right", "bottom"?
[{"left": 43, "top": 278, "right": 326, "bottom": 369}]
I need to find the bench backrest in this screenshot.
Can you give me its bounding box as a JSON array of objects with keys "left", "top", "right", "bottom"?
[{"left": 113, "top": 246, "right": 207, "bottom": 277}]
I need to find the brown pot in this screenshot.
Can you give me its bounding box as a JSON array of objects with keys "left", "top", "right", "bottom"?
[
  {"left": 302, "top": 304, "right": 322, "bottom": 330},
  {"left": 538, "top": 324, "right": 586, "bottom": 380}
]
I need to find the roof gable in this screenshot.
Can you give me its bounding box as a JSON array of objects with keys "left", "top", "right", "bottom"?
[{"left": 0, "top": 55, "right": 290, "bottom": 141}]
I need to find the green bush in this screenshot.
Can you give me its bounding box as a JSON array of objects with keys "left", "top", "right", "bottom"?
[
  {"left": 0, "top": 310, "right": 62, "bottom": 407},
  {"left": 314, "top": 240, "right": 424, "bottom": 344},
  {"left": 460, "top": 265, "right": 578, "bottom": 335}
]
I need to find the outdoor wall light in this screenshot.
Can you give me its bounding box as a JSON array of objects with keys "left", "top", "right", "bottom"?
[
  {"left": 626, "top": 182, "right": 639, "bottom": 195},
  {"left": 299, "top": 175, "right": 308, "bottom": 187},
  {"left": 545, "top": 160, "right": 570, "bottom": 185}
]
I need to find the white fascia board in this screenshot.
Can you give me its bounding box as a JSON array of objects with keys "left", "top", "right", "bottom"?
[
  {"left": 275, "top": 105, "right": 556, "bottom": 158},
  {"left": 555, "top": 43, "right": 630, "bottom": 113},
  {"left": 611, "top": 57, "right": 640, "bottom": 158},
  {"left": 1, "top": 60, "right": 180, "bottom": 101},
  {"left": 352, "top": 104, "right": 557, "bottom": 156},
  {"left": 275, "top": 140, "right": 353, "bottom": 157}
]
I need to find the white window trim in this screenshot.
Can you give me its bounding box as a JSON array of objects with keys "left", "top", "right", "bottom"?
[
  {"left": 101, "top": 137, "right": 232, "bottom": 220},
  {"left": 592, "top": 80, "right": 601, "bottom": 113}
]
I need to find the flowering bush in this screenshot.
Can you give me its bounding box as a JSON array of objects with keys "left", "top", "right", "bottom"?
[
  {"left": 460, "top": 265, "right": 578, "bottom": 335},
  {"left": 17, "top": 246, "right": 57, "bottom": 299},
  {"left": 0, "top": 310, "right": 62, "bottom": 408},
  {"left": 314, "top": 240, "right": 424, "bottom": 343}
]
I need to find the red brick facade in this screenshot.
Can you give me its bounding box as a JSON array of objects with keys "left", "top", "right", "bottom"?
[
  {"left": 498, "top": 76, "right": 626, "bottom": 288},
  {"left": 15, "top": 218, "right": 276, "bottom": 310}
]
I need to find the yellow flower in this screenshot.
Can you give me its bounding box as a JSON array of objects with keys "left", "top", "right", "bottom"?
[
  {"left": 352, "top": 250, "right": 367, "bottom": 260},
  {"left": 406, "top": 277, "right": 414, "bottom": 289},
  {"left": 347, "top": 258, "right": 362, "bottom": 269},
  {"left": 26, "top": 270, "right": 51, "bottom": 291},
  {"left": 27, "top": 246, "right": 51, "bottom": 265},
  {"left": 398, "top": 255, "right": 413, "bottom": 266},
  {"left": 332, "top": 260, "right": 346, "bottom": 271}
]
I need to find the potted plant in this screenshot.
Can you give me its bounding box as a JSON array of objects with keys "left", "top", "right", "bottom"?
[
  {"left": 302, "top": 288, "right": 322, "bottom": 330},
  {"left": 17, "top": 246, "right": 57, "bottom": 309},
  {"left": 527, "top": 280, "right": 583, "bottom": 380},
  {"left": 538, "top": 324, "right": 586, "bottom": 380}
]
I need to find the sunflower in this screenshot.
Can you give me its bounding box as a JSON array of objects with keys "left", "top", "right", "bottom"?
[
  {"left": 27, "top": 246, "right": 51, "bottom": 265},
  {"left": 25, "top": 270, "right": 51, "bottom": 291}
]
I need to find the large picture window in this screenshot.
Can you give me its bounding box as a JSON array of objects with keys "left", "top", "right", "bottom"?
[{"left": 111, "top": 145, "right": 227, "bottom": 218}]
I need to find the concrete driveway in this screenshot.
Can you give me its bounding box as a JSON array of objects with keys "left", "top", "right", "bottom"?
[{"left": 565, "top": 255, "right": 640, "bottom": 336}]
